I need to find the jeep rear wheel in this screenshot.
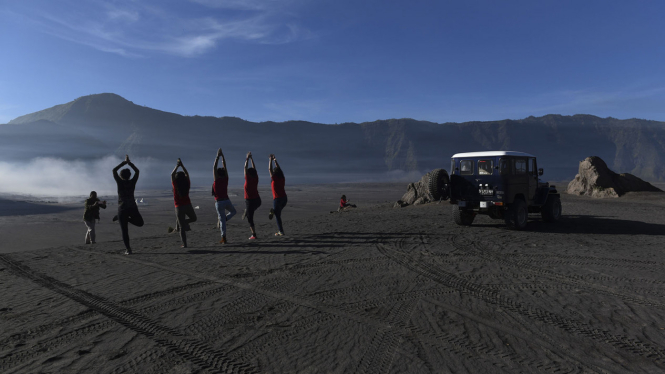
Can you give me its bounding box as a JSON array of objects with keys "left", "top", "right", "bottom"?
[
  {"left": 505, "top": 198, "right": 528, "bottom": 230},
  {"left": 453, "top": 205, "right": 475, "bottom": 226},
  {"left": 541, "top": 195, "right": 562, "bottom": 222},
  {"left": 428, "top": 169, "right": 450, "bottom": 201}
]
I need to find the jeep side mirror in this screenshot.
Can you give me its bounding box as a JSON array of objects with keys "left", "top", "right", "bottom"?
[{"left": 538, "top": 168, "right": 543, "bottom": 176}]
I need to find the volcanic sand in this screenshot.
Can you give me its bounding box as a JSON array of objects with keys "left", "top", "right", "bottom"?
[{"left": 1, "top": 183, "right": 665, "bottom": 373}]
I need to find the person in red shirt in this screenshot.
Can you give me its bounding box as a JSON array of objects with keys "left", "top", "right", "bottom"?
[
  {"left": 170, "top": 158, "right": 197, "bottom": 248},
  {"left": 213, "top": 148, "right": 236, "bottom": 244},
  {"left": 339, "top": 195, "right": 357, "bottom": 211},
  {"left": 242, "top": 152, "right": 261, "bottom": 240},
  {"left": 268, "top": 154, "right": 287, "bottom": 236}
]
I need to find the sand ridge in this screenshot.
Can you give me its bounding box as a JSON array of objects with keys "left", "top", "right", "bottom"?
[{"left": 1, "top": 184, "right": 665, "bottom": 373}]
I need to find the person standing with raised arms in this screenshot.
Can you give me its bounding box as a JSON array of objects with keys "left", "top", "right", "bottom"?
[
  {"left": 213, "top": 148, "right": 236, "bottom": 244},
  {"left": 243, "top": 152, "right": 261, "bottom": 240},
  {"left": 268, "top": 154, "right": 287, "bottom": 236},
  {"left": 112, "top": 155, "right": 144, "bottom": 255},
  {"left": 171, "top": 158, "right": 197, "bottom": 248}
]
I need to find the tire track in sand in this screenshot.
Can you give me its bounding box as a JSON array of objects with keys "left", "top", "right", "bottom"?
[
  {"left": 0, "top": 254, "right": 257, "bottom": 374},
  {"left": 376, "top": 242, "right": 665, "bottom": 365}
]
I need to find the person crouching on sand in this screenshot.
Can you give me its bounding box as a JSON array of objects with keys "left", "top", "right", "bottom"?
[
  {"left": 339, "top": 195, "right": 357, "bottom": 212},
  {"left": 268, "top": 154, "right": 287, "bottom": 236},
  {"left": 170, "top": 158, "right": 197, "bottom": 248},
  {"left": 83, "top": 191, "right": 106, "bottom": 244},
  {"left": 112, "top": 155, "right": 144, "bottom": 255},
  {"left": 243, "top": 152, "right": 261, "bottom": 240},
  {"left": 213, "top": 148, "right": 236, "bottom": 244}
]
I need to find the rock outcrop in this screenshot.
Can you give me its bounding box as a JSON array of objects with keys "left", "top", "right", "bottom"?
[
  {"left": 394, "top": 171, "right": 435, "bottom": 207},
  {"left": 567, "top": 156, "right": 663, "bottom": 198}
]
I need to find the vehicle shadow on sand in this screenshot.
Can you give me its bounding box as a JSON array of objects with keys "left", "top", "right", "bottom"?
[{"left": 473, "top": 215, "right": 665, "bottom": 236}]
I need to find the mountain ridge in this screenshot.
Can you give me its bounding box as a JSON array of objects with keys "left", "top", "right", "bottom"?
[{"left": 3, "top": 93, "right": 664, "bottom": 183}]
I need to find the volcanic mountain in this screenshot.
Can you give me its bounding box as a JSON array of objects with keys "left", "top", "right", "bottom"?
[{"left": 2, "top": 93, "right": 664, "bottom": 184}]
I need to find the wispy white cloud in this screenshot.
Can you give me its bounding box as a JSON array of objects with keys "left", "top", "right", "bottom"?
[
  {"left": 189, "top": 0, "right": 280, "bottom": 11},
  {"left": 106, "top": 8, "right": 140, "bottom": 23},
  {"left": 7, "top": 0, "right": 313, "bottom": 57}
]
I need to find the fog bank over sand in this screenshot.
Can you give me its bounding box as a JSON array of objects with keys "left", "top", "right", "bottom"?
[
  {"left": 0, "top": 156, "right": 427, "bottom": 199},
  {"left": 0, "top": 156, "right": 158, "bottom": 198}
]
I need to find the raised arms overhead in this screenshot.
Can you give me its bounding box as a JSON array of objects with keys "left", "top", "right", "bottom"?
[
  {"left": 213, "top": 148, "right": 222, "bottom": 180},
  {"left": 127, "top": 156, "right": 140, "bottom": 181},
  {"left": 273, "top": 155, "right": 281, "bottom": 173},
  {"left": 172, "top": 158, "right": 188, "bottom": 181},
  {"left": 171, "top": 159, "right": 180, "bottom": 181},
  {"left": 244, "top": 152, "right": 250, "bottom": 176},
  {"left": 180, "top": 159, "right": 189, "bottom": 178},
  {"left": 113, "top": 155, "right": 130, "bottom": 182}
]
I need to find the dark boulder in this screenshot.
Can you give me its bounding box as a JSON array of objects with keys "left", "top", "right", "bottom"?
[
  {"left": 567, "top": 156, "right": 663, "bottom": 198},
  {"left": 395, "top": 171, "right": 435, "bottom": 207}
]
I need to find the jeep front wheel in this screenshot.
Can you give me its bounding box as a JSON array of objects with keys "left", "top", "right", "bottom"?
[
  {"left": 541, "top": 195, "right": 562, "bottom": 222},
  {"left": 453, "top": 205, "right": 475, "bottom": 226},
  {"left": 428, "top": 169, "right": 450, "bottom": 201},
  {"left": 505, "top": 199, "right": 528, "bottom": 230}
]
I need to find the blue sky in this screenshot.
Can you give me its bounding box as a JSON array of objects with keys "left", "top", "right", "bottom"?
[{"left": 1, "top": 0, "right": 665, "bottom": 124}]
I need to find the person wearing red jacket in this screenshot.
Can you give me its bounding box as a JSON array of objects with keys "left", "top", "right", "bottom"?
[
  {"left": 242, "top": 152, "right": 261, "bottom": 240},
  {"left": 268, "top": 154, "right": 287, "bottom": 236},
  {"left": 339, "top": 195, "right": 357, "bottom": 211},
  {"left": 171, "top": 158, "right": 197, "bottom": 248}
]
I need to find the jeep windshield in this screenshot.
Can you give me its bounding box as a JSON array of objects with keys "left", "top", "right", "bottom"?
[
  {"left": 478, "top": 159, "right": 494, "bottom": 175},
  {"left": 458, "top": 159, "right": 494, "bottom": 175}
]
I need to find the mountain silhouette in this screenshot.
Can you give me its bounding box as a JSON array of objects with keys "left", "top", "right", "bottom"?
[{"left": 2, "top": 93, "right": 664, "bottom": 184}]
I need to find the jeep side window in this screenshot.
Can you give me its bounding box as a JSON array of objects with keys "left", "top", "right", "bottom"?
[
  {"left": 478, "top": 159, "right": 494, "bottom": 175},
  {"left": 460, "top": 160, "right": 474, "bottom": 175},
  {"left": 528, "top": 158, "right": 536, "bottom": 175},
  {"left": 514, "top": 159, "right": 527, "bottom": 174},
  {"left": 500, "top": 158, "right": 511, "bottom": 175},
  {"left": 451, "top": 159, "right": 455, "bottom": 175}
]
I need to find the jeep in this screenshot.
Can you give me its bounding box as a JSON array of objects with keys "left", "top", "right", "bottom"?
[{"left": 428, "top": 151, "right": 561, "bottom": 230}]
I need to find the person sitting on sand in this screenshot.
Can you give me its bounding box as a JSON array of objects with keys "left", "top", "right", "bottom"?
[
  {"left": 213, "top": 148, "right": 236, "bottom": 244},
  {"left": 268, "top": 154, "right": 287, "bottom": 236},
  {"left": 170, "top": 158, "right": 197, "bottom": 248},
  {"left": 83, "top": 191, "right": 106, "bottom": 244},
  {"left": 242, "top": 152, "right": 261, "bottom": 240},
  {"left": 112, "top": 155, "right": 144, "bottom": 255},
  {"left": 339, "top": 195, "right": 357, "bottom": 212}
]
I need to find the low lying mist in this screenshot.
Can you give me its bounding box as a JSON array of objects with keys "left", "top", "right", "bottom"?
[
  {"left": 0, "top": 156, "right": 428, "bottom": 203},
  {"left": 0, "top": 156, "right": 159, "bottom": 202}
]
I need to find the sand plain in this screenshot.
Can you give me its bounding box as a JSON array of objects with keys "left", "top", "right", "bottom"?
[{"left": 1, "top": 182, "right": 665, "bottom": 373}]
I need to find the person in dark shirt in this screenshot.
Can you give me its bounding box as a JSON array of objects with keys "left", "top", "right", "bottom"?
[
  {"left": 83, "top": 191, "right": 106, "bottom": 244},
  {"left": 213, "top": 148, "right": 236, "bottom": 244},
  {"left": 171, "top": 158, "right": 197, "bottom": 248},
  {"left": 112, "top": 155, "right": 144, "bottom": 255},
  {"left": 242, "top": 152, "right": 261, "bottom": 240},
  {"left": 268, "top": 154, "right": 287, "bottom": 236}
]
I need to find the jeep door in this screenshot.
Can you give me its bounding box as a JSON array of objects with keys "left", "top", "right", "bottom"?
[
  {"left": 505, "top": 157, "right": 529, "bottom": 203},
  {"left": 450, "top": 158, "right": 479, "bottom": 201},
  {"left": 527, "top": 158, "right": 538, "bottom": 202}
]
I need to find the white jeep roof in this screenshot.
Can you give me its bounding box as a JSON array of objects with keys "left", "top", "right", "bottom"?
[{"left": 451, "top": 151, "right": 535, "bottom": 158}]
